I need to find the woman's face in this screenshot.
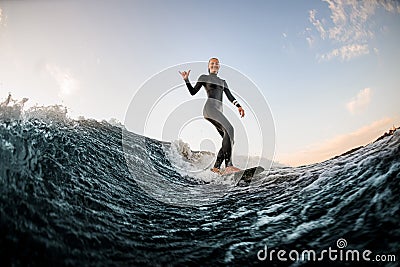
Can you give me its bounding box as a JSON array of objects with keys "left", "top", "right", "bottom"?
[{"left": 208, "top": 58, "right": 220, "bottom": 74}]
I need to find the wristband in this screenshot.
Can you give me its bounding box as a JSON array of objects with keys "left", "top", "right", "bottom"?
[{"left": 233, "top": 100, "right": 241, "bottom": 108}]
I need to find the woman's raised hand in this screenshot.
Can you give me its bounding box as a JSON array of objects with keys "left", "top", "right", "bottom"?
[
  {"left": 179, "top": 70, "right": 191, "bottom": 80},
  {"left": 238, "top": 106, "right": 245, "bottom": 118}
]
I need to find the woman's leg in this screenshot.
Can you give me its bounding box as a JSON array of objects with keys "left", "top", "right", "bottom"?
[{"left": 205, "top": 117, "right": 234, "bottom": 169}]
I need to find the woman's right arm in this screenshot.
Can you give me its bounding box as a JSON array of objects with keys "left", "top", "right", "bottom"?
[{"left": 179, "top": 70, "right": 204, "bottom": 96}]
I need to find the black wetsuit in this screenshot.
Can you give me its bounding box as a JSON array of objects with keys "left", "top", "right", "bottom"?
[{"left": 184, "top": 73, "right": 241, "bottom": 169}]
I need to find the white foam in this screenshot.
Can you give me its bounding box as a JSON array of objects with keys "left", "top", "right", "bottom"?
[
  {"left": 255, "top": 213, "right": 290, "bottom": 228},
  {"left": 256, "top": 203, "right": 284, "bottom": 216},
  {"left": 163, "top": 139, "right": 221, "bottom": 184},
  {"left": 163, "top": 138, "right": 279, "bottom": 185},
  {"left": 224, "top": 241, "right": 255, "bottom": 263},
  {"left": 229, "top": 207, "right": 254, "bottom": 219},
  {"left": 285, "top": 217, "right": 335, "bottom": 242},
  {"left": 0, "top": 139, "right": 14, "bottom": 151}
]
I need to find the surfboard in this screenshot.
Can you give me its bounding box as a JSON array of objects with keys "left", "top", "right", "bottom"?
[{"left": 221, "top": 166, "right": 265, "bottom": 185}]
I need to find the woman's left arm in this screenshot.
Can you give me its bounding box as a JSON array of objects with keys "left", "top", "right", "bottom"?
[{"left": 223, "top": 80, "right": 245, "bottom": 118}]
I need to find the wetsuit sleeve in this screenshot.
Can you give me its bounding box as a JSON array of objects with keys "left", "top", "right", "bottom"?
[
  {"left": 223, "top": 80, "right": 241, "bottom": 108},
  {"left": 184, "top": 75, "right": 205, "bottom": 96}
]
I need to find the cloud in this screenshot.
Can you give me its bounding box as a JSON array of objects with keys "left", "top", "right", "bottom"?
[
  {"left": 277, "top": 117, "right": 394, "bottom": 166},
  {"left": 319, "top": 44, "right": 369, "bottom": 61},
  {"left": 380, "top": 0, "right": 400, "bottom": 13},
  {"left": 346, "top": 88, "right": 372, "bottom": 114},
  {"left": 45, "top": 63, "right": 79, "bottom": 97},
  {"left": 306, "top": 36, "right": 315, "bottom": 47},
  {"left": 309, "top": 9, "right": 327, "bottom": 40},
  {"left": 0, "top": 6, "right": 7, "bottom": 28},
  {"left": 307, "top": 0, "right": 400, "bottom": 61},
  {"left": 324, "top": 0, "right": 376, "bottom": 43}
]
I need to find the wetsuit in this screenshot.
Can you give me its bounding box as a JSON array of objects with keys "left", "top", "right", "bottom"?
[{"left": 184, "top": 73, "right": 241, "bottom": 169}]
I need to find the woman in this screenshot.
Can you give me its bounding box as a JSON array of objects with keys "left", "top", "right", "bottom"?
[{"left": 179, "top": 58, "right": 245, "bottom": 174}]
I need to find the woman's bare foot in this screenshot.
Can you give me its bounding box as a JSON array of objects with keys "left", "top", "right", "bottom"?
[
  {"left": 223, "top": 166, "right": 241, "bottom": 174},
  {"left": 210, "top": 167, "right": 221, "bottom": 174}
]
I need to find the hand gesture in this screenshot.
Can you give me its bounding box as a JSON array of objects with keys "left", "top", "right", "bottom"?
[
  {"left": 179, "top": 70, "right": 191, "bottom": 80},
  {"left": 238, "top": 106, "right": 245, "bottom": 118}
]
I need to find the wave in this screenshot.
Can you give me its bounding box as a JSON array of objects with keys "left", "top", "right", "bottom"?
[{"left": 1, "top": 96, "right": 399, "bottom": 266}]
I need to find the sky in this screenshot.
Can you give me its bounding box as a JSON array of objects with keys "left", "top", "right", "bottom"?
[{"left": 0, "top": 0, "right": 399, "bottom": 166}]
